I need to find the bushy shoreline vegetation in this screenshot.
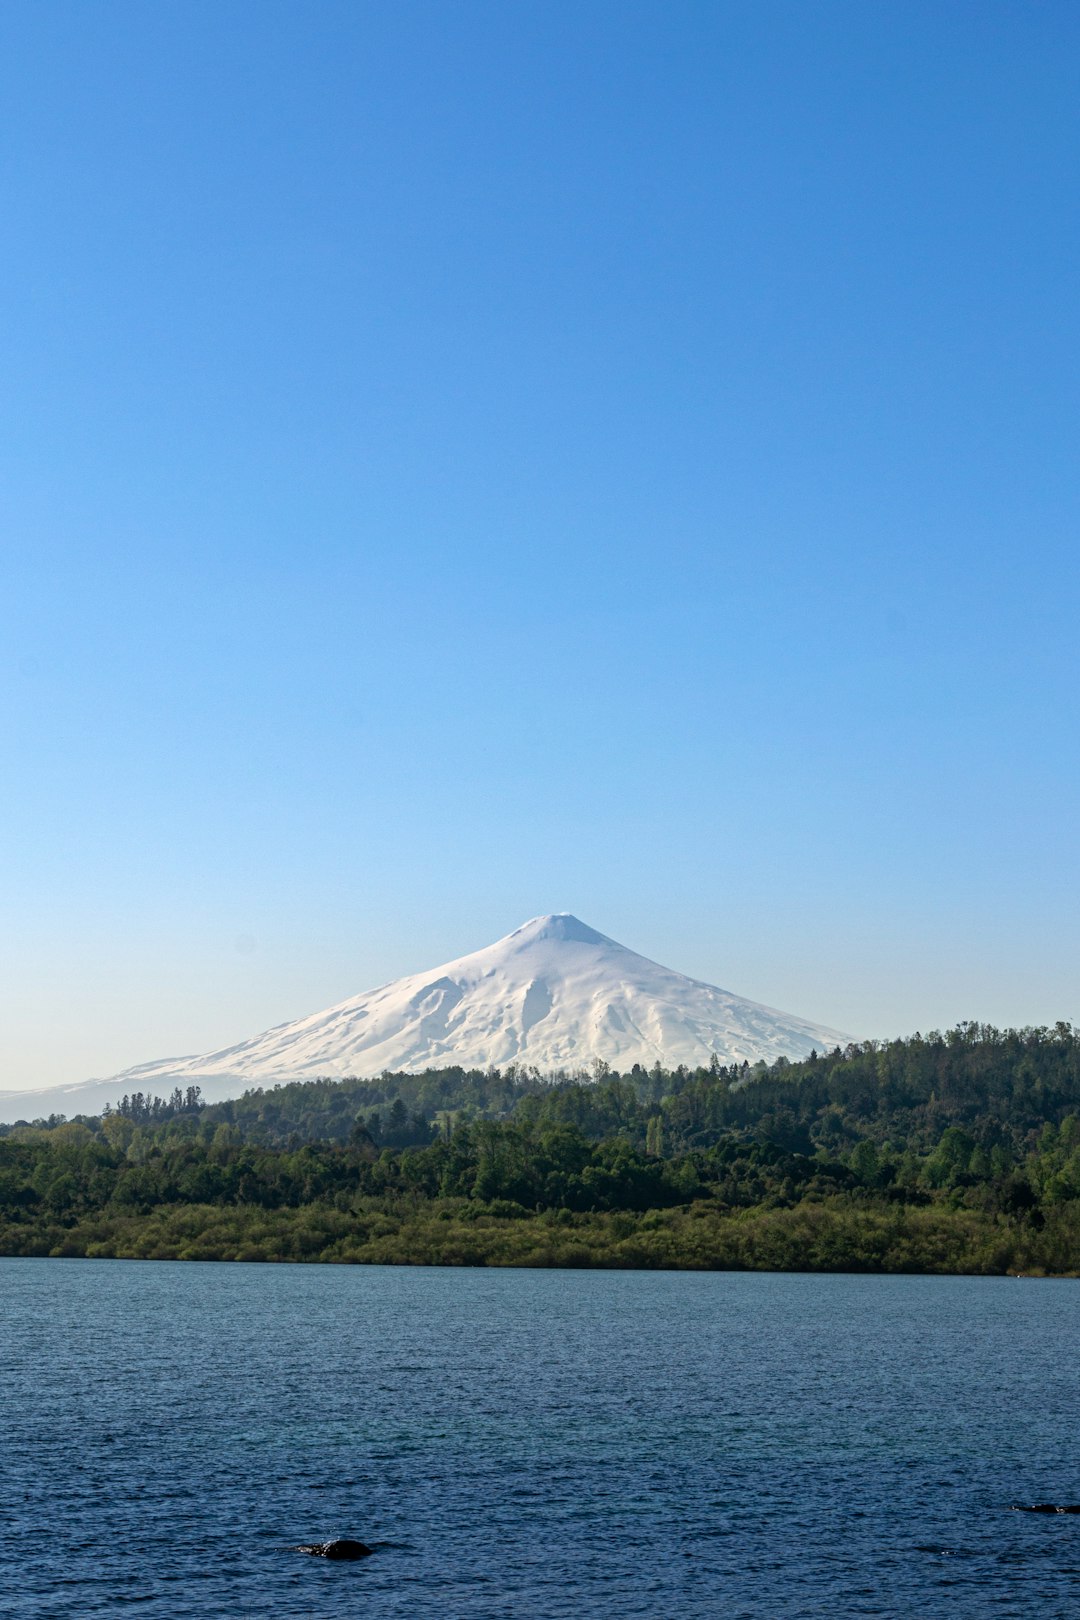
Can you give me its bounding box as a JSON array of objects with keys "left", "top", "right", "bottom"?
[{"left": 3, "top": 1023, "right": 1080, "bottom": 1273}]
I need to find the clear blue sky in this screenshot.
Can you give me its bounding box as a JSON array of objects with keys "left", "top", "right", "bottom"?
[{"left": 3, "top": 0, "right": 1078, "bottom": 1087}]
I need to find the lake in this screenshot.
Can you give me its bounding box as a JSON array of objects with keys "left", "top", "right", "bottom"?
[{"left": 1, "top": 1260, "right": 1078, "bottom": 1617}]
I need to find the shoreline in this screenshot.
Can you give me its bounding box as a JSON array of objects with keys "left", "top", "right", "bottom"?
[
  {"left": 3, "top": 1252, "right": 1079, "bottom": 1277},
  {"left": 4, "top": 1195, "right": 1078, "bottom": 1276}
]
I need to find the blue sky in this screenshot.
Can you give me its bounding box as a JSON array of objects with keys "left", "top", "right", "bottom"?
[{"left": 3, "top": 0, "right": 1078, "bottom": 1086}]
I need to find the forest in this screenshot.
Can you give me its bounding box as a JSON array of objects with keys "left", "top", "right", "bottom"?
[{"left": 2, "top": 1022, "right": 1080, "bottom": 1272}]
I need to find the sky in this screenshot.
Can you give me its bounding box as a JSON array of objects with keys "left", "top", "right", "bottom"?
[{"left": 2, "top": 0, "right": 1079, "bottom": 1089}]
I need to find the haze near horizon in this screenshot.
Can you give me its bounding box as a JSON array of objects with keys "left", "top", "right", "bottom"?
[{"left": 2, "top": 0, "right": 1078, "bottom": 1090}]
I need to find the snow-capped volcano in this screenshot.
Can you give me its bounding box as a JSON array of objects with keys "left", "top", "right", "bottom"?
[
  {"left": 113, "top": 913, "right": 848, "bottom": 1088},
  {"left": 0, "top": 915, "right": 850, "bottom": 1120}
]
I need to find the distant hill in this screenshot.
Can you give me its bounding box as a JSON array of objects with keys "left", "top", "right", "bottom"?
[{"left": 3, "top": 1023, "right": 1080, "bottom": 1274}]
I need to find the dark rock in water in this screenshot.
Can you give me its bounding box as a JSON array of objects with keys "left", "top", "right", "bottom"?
[
  {"left": 1011, "top": 1504, "right": 1080, "bottom": 1514},
  {"left": 295, "top": 1538, "right": 374, "bottom": 1559}
]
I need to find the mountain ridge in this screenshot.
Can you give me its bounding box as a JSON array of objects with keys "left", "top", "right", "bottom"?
[{"left": 0, "top": 914, "right": 850, "bottom": 1121}]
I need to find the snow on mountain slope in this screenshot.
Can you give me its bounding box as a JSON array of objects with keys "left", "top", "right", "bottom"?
[
  {"left": 114, "top": 913, "right": 849, "bottom": 1087},
  {"left": 0, "top": 915, "right": 851, "bottom": 1120}
]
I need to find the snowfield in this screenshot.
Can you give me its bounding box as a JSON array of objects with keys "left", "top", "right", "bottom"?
[{"left": 0, "top": 914, "right": 850, "bottom": 1120}]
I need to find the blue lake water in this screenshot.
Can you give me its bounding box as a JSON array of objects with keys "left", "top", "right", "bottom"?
[{"left": 1, "top": 1260, "right": 1079, "bottom": 1618}]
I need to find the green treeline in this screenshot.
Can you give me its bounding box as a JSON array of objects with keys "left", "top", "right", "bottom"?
[{"left": 3, "top": 1022, "right": 1080, "bottom": 1272}]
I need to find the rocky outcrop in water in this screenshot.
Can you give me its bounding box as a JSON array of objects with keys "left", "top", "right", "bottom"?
[{"left": 295, "top": 1538, "right": 374, "bottom": 1559}]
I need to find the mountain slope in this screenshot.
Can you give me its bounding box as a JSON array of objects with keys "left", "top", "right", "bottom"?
[
  {"left": 0, "top": 915, "right": 850, "bottom": 1120},
  {"left": 114, "top": 913, "right": 849, "bottom": 1087}
]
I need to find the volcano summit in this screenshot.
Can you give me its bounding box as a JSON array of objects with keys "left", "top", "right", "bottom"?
[
  {"left": 123, "top": 914, "right": 842, "bottom": 1088},
  {"left": 0, "top": 915, "right": 850, "bottom": 1119}
]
